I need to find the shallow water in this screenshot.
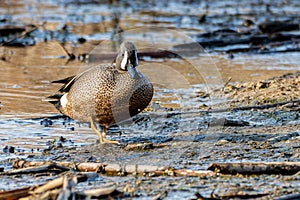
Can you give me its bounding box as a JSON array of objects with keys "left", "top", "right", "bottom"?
[{"left": 0, "top": 1, "right": 300, "bottom": 197}]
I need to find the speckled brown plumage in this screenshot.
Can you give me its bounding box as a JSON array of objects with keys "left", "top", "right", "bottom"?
[
  {"left": 63, "top": 64, "right": 153, "bottom": 125},
  {"left": 47, "top": 41, "right": 153, "bottom": 144}
]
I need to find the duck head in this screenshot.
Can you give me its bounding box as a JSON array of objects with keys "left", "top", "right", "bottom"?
[{"left": 116, "top": 41, "right": 139, "bottom": 78}]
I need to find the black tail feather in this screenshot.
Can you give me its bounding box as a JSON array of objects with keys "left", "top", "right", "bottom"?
[
  {"left": 52, "top": 76, "right": 76, "bottom": 84},
  {"left": 52, "top": 75, "right": 77, "bottom": 93},
  {"left": 46, "top": 75, "right": 76, "bottom": 111},
  {"left": 45, "top": 94, "right": 63, "bottom": 110}
]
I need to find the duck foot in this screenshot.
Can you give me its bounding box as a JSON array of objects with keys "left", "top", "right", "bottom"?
[{"left": 90, "top": 118, "right": 119, "bottom": 145}]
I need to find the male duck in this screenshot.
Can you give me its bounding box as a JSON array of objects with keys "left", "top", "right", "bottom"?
[{"left": 46, "top": 41, "right": 153, "bottom": 144}]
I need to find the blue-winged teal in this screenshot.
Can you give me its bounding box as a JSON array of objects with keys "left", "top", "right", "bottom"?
[{"left": 46, "top": 41, "right": 153, "bottom": 144}]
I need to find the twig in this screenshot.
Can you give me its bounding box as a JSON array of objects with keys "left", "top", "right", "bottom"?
[
  {"left": 208, "top": 162, "right": 300, "bottom": 175},
  {"left": 221, "top": 77, "right": 232, "bottom": 91},
  {"left": 56, "top": 40, "right": 76, "bottom": 60}
]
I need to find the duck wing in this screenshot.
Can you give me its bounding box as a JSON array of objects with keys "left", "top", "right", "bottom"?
[{"left": 52, "top": 75, "right": 77, "bottom": 93}]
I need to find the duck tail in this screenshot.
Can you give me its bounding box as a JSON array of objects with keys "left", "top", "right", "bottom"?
[{"left": 43, "top": 94, "right": 63, "bottom": 111}]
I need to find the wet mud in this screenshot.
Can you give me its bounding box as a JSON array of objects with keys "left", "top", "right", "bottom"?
[{"left": 0, "top": 0, "right": 300, "bottom": 199}]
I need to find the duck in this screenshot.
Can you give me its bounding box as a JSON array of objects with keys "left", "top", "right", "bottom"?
[{"left": 46, "top": 41, "right": 153, "bottom": 144}]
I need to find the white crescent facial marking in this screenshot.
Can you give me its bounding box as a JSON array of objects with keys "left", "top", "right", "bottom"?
[
  {"left": 60, "top": 93, "right": 68, "bottom": 108},
  {"left": 120, "top": 50, "right": 128, "bottom": 70},
  {"left": 135, "top": 50, "right": 138, "bottom": 66}
]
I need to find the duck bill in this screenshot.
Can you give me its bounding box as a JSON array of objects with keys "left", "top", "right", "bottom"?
[
  {"left": 130, "top": 50, "right": 138, "bottom": 68},
  {"left": 128, "top": 66, "right": 138, "bottom": 79}
]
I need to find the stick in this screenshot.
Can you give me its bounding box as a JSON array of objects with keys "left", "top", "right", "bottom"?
[
  {"left": 221, "top": 77, "right": 232, "bottom": 91},
  {"left": 6, "top": 164, "right": 69, "bottom": 175},
  {"left": 31, "top": 172, "right": 96, "bottom": 194},
  {"left": 12, "top": 159, "right": 73, "bottom": 170},
  {"left": 31, "top": 176, "right": 65, "bottom": 194},
  {"left": 80, "top": 183, "right": 117, "bottom": 197},
  {"left": 207, "top": 162, "right": 300, "bottom": 175},
  {"left": 173, "top": 169, "right": 215, "bottom": 177},
  {"left": 12, "top": 159, "right": 215, "bottom": 177},
  {"left": 56, "top": 41, "right": 76, "bottom": 60},
  {"left": 0, "top": 186, "right": 33, "bottom": 200}
]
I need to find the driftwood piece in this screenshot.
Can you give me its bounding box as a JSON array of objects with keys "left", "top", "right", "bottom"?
[
  {"left": 0, "top": 186, "right": 33, "bottom": 200},
  {"left": 103, "top": 163, "right": 168, "bottom": 176},
  {"left": 208, "top": 162, "right": 300, "bottom": 175},
  {"left": 79, "top": 183, "right": 117, "bottom": 197},
  {"left": 31, "top": 176, "right": 65, "bottom": 195},
  {"left": 12, "top": 159, "right": 215, "bottom": 177},
  {"left": 5, "top": 163, "right": 69, "bottom": 175},
  {"left": 0, "top": 175, "right": 88, "bottom": 200},
  {"left": 15, "top": 173, "right": 117, "bottom": 200},
  {"left": 173, "top": 169, "right": 215, "bottom": 177}
]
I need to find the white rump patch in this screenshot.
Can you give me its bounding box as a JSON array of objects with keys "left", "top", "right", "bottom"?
[
  {"left": 120, "top": 50, "right": 128, "bottom": 70},
  {"left": 60, "top": 93, "right": 68, "bottom": 108}
]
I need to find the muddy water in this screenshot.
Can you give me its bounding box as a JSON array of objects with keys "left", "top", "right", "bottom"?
[{"left": 0, "top": 0, "right": 300, "bottom": 197}]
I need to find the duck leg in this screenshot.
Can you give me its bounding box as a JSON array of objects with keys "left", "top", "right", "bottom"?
[
  {"left": 90, "top": 118, "right": 119, "bottom": 144},
  {"left": 101, "top": 126, "right": 119, "bottom": 144},
  {"left": 90, "top": 118, "right": 104, "bottom": 143}
]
